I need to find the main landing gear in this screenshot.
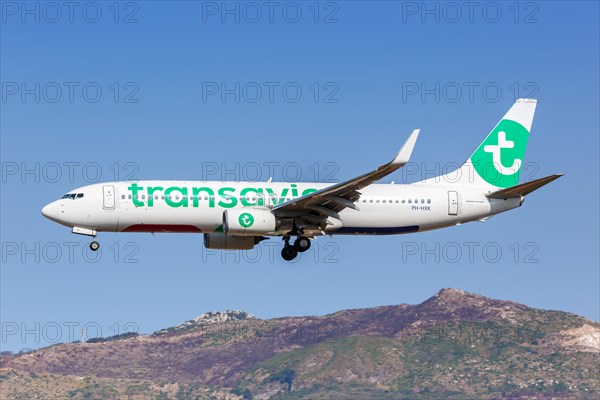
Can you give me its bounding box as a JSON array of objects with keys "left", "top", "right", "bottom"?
[{"left": 281, "top": 236, "right": 311, "bottom": 261}]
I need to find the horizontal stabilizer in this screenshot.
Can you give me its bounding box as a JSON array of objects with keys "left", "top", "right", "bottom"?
[{"left": 486, "top": 174, "right": 563, "bottom": 199}]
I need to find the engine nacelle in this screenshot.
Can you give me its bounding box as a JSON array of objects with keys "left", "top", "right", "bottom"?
[
  {"left": 223, "top": 207, "right": 278, "bottom": 236},
  {"left": 203, "top": 233, "right": 263, "bottom": 250}
]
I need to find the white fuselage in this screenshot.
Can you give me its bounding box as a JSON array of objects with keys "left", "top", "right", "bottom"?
[
  {"left": 39, "top": 99, "right": 554, "bottom": 261},
  {"left": 41, "top": 180, "right": 522, "bottom": 236}
]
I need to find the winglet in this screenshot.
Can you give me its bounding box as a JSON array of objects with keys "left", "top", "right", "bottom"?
[{"left": 391, "top": 129, "right": 420, "bottom": 166}]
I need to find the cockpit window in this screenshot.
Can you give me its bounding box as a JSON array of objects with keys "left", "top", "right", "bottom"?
[{"left": 62, "top": 193, "right": 84, "bottom": 200}]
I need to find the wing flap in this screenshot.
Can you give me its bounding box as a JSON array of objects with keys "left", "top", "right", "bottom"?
[{"left": 272, "top": 129, "right": 420, "bottom": 214}]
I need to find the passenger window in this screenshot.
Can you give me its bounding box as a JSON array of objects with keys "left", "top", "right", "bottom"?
[
  {"left": 121, "top": 195, "right": 125, "bottom": 199},
  {"left": 421, "top": 199, "right": 424, "bottom": 204},
  {"left": 408, "top": 199, "right": 412, "bottom": 204},
  {"left": 128, "top": 195, "right": 132, "bottom": 199},
  {"left": 369, "top": 199, "right": 373, "bottom": 203},
  {"left": 427, "top": 199, "right": 431, "bottom": 204},
  {"left": 402, "top": 199, "right": 405, "bottom": 203},
  {"left": 395, "top": 200, "right": 399, "bottom": 203}
]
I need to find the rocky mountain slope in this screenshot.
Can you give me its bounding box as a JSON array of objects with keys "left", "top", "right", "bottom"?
[{"left": 1, "top": 288, "right": 598, "bottom": 399}]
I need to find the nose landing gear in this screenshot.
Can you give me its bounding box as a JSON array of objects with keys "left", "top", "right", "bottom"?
[{"left": 71, "top": 227, "right": 100, "bottom": 252}]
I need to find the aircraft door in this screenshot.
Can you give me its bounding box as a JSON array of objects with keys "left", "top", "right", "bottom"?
[
  {"left": 448, "top": 191, "right": 458, "bottom": 215},
  {"left": 103, "top": 185, "right": 115, "bottom": 209}
]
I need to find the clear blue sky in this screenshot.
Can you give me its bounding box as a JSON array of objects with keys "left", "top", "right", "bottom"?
[{"left": 1, "top": 1, "right": 598, "bottom": 351}]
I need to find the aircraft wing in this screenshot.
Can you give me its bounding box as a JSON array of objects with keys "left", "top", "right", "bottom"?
[{"left": 272, "top": 129, "right": 420, "bottom": 223}]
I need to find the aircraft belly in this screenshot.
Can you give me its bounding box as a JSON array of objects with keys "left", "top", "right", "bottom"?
[
  {"left": 336, "top": 207, "right": 426, "bottom": 235},
  {"left": 117, "top": 206, "right": 222, "bottom": 233}
]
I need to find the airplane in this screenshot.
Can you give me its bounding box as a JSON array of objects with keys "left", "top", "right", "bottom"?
[{"left": 41, "top": 98, "right": 562, "bottom": 261}]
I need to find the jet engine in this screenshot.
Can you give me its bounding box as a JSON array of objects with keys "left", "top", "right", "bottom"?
[
  {"left": 203, "top": 233, "right": 265, "bottom": 250},
  {"left": 223, "top": 207, "right": 278, "bottom": 235}
]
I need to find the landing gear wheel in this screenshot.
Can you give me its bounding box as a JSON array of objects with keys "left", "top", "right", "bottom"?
[
  {"left": 90, "top": 241, "right": 100, "bottom": 251},
  {"left": 281, "top": 245, "right": 298, "bottom": 261},
  {"left": 294, "top": 236, "right": 311, "bottom": 252}
]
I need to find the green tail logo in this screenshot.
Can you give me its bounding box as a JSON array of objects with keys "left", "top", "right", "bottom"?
[{"left": 471, "top": 119, "right": 530, "bottom": 188}]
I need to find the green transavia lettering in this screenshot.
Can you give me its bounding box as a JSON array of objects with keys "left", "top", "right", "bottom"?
[{"left": 127, "top": 183, "right": 318, "bottom": 208}]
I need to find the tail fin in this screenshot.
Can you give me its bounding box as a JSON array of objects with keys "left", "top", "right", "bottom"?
[{"left": 424, "top": 98, "right": 537, "bottom": 189}]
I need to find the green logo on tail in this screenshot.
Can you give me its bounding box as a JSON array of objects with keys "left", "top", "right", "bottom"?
[
  {"left": 471, "top": 119, "right": 529, "bottom": 188},
  {"left": 238, "top": 213, "right": 254, "bottom": 228}
]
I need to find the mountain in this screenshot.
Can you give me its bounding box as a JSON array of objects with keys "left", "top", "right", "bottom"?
[{"left": 1, "top": 289, "right": 598, "bottom": 399}]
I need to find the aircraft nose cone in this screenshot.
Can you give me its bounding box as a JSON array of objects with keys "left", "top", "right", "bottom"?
[{"left": 41, "top": 203, "right": 58, "bottom": 221}]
